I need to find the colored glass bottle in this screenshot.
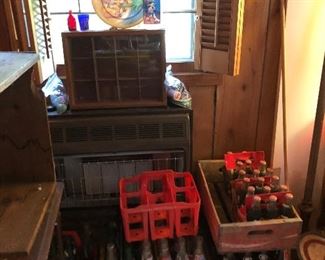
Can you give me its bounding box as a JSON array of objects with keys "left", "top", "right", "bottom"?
[
  {"left": 175, "top": 237, "right": 189, "bottom": 260},
  {"left": 266, "top": 195, "right": 279, "bottom": 219},
  {"left": 141, "top": 240, "right": 153, "bottom": 260},
  {"left": 193, "top": 236, "right": 206, "bottom": 260},
  {"left": 247, "top": 195, "right": 262, "bottom": 221},
  {"left": 68, "top": 10, "right": 76, "bottom": 31},
  {"left": 281, "top": 193, "right": 294, "bottom": 218},
  {"left": 259, "top": 160, "right": 267, "bottom": 176}
]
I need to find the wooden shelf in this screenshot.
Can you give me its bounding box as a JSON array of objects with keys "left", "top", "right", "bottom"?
[
  {"left": 0, "top": 52, "right": 38, "bottom": 94},
  {"left": 0, "top": 182, "right": 56, "bottom": 258},
  {"left": 0, "top": 52, "right": 58, "bottom": 259}
]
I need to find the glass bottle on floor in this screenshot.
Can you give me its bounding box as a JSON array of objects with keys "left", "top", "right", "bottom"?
[
  {"left": 175, "top": 237, "right": 189, "bottom": 260},
  {"left": 158, "top": 239, "right": 172, "bottom": 260},
  {"left": 141, "top": 240, "right": 153, "bottom": 260},
  {"left": 193, "top": 236, "right": 206, "bottom": 260},
  {"left": 106, "top": 243, "right": 118, "bottom": 260}
]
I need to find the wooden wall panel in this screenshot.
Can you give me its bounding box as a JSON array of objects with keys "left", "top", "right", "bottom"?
[
  {"left": 255, "top": 0, "right": 281, "bottom": 164},
  {"left": 214, "top": 0, "right": 280, "bottom": 163},
  {"left": 188, "top": 85, "right": 217, "bottom": 167}
]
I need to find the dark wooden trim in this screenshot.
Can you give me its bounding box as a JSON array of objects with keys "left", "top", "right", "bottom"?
[
  {"left": 255, "top": 0, "right": 281, "bottom": 164},
  {"left": 176, "top": 72, "right": 223, "bottom": 87},
  {"left": 300, "top": 57, "right": 325, "bottom": 232}
]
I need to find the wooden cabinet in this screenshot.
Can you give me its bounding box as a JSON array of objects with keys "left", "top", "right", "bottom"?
[
  {"left": 0, "top": 52, "right": 63, "bottom": 259},
  {"left": 62, "top": 30, "right": 166, "bottom": 110}
]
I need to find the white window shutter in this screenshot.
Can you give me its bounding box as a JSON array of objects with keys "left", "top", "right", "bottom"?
[{"left": 195, "top": 0, "right": 245, "bottom": 76}]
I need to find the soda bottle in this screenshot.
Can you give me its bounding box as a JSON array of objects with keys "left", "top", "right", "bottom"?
[
  {"left": 244, "top": 159, "right": 253, "bottom": 175},
  {"left": 158, "top": 239, "right": 172, "bottom": 260},
  {"left": 270, "top": 175, "right": 280, "bottom": 192},
  {"left": 175, "top": 237, "right": 189, "bottom": 260},
  {"left": 255, "top": 177, "right": 265, "bottom": 194},
  {"left": 246, "top": 186, "right": 255, "bottom": 197},
  {"left": 253, "top": 169, "right": 260, "bottom": 179},
  {"left": 247, "top": 195, "right": 262, "bottom": 221},
  {"left": 238, "top": 169, "right": 246, "bottom": 179},
  {"left": 281, "top": 193, "right": 294, "bottom": 218},
  {"left": 141, "top": 240, "right": 153, "bottom": 260},
  {"left": 106, "top": 243, "right": 118, "bottom": 260},
  {"left": 259, "top": 160, "right": 267, "bottom": 177},
  {"left": 193, "top": 236, "right": 206, "bottom": 260},
  {"left": 266, "top": 167, "right": 274, "bottom": 177},
  {"left": 234, "top": 161, "right": 244, "bottom": 179},
  {"left": 239, "top": 177, "right": 250, "bottom": 205},
  {"left": 266, "top": 195, "right": 279, "bottom": 219}
]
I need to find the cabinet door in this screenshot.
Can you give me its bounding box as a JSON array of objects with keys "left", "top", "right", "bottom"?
[{"left": 195, "top": 0, "right": 245, "bottom": 76}]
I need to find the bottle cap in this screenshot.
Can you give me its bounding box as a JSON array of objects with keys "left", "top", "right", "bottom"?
[
  {"left": 272, "top": 175, "right": 280, "bottom": 181},
  {"left": 269, "top": 195, "right": 277, "bottom": 202},
  {"left": 245, "top": 159, "right": 252, "bottom": 165},
  {"left": 263, "top": 185, "right": 271, "bottom": 193},
  {"left": 237, "top": 161, "right": 244, "bottom": 166},
  {"left": 253, "top": 195, "right": 261, "bottom": 202},
  {"left": 239, "top": 169, "right": 246, "bottom": 176},
  {"left": 260, "top": 160, "right": 267, "bottom": 165},
  {"left": 285, "top": 193, "right": 294, "bottom": 200},
  {"left": 280, "top": 184, "right": 289, "bottom": 192},
  {"left": 253, "top": 169, "right": 260, "bottom": 175},
  {"left": 257, "top": 177, "right": 265, "bottom": 183}
]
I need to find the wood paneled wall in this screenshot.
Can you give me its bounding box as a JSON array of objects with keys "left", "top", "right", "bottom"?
[{"left": 176, "top": 0, "right": 281, "bottom": 166}]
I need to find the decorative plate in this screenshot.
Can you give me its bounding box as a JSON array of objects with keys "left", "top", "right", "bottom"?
[
  {"left": 298, "top": 232, "right": 325, "bottom": 260},
  {"left": 92, "top": 0, "right": 143, "bottom": 29}
]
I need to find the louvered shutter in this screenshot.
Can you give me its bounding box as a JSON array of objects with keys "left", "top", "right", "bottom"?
[
  {"left": 28, "top": 0, "right": 55, "bottom": 83},
  {"left": 195, "top": 0, "right": 245, "bottom": 76},
  {"left": 2, "top": 0, "right": 54, "bottom": 84}
]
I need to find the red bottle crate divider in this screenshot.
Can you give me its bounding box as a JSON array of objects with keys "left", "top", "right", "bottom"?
[
  {"left": 119, "top": 170, "right": 201, "bottom": 242},
  {"left": 224, "top": 151, "right": 265, "bottom": 171}
]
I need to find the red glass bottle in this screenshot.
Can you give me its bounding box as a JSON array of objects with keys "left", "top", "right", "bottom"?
[{"left": 68, "top": 10, "right": 76, "bottom": 31}]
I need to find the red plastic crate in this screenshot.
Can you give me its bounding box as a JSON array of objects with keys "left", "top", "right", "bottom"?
[
  {"left": 119, "top": 175, "right": 149, "bottom": 242},
  {"left": 119, "top": 170, "right": 201, "bottom": 242},
  {"left": 143, "top": 170, "right": 175, "bottom": 240},
  {"left": 224, "top": 151, "right": 265, "bottom": 171},
  {"left": 172, "top": 173, "right": 201, "bottom": 237}
]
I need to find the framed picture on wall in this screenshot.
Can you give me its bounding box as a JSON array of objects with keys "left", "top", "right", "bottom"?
[{"left": 144, "top": 0, "right": 160, "bottom": 24}]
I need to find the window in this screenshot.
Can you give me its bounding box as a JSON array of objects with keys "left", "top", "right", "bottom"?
[{"left": 47, "top": 0, "right": 197, "bottom": 66}]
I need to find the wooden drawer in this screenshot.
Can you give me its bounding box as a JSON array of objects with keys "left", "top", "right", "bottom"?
[{"left": 197, "top": 160, "right": 302, "bottom": 253}]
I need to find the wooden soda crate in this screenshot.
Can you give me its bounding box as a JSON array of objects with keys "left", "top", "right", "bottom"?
[{"left": 197, "top": 160, "right": 302, "bottom": 253}]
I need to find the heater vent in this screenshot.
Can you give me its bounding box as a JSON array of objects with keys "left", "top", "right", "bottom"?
[
  {"left": 139, "top": 123, "right": 160, "bottom": 139},
  {"left": 163, "top": 123, "right": 185, "bottom": 138},
  {"left": 66, "top": 127, "right": 88, "bottom": 142},
  {"left": 114, "top": 124, "right": 137, "bottom": 140},
  {"left": 51, "top": 127, "right": 64, "bottom": 143},
  {"left": 90, "top": 125, "right": 113, "bottom": 141}
]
